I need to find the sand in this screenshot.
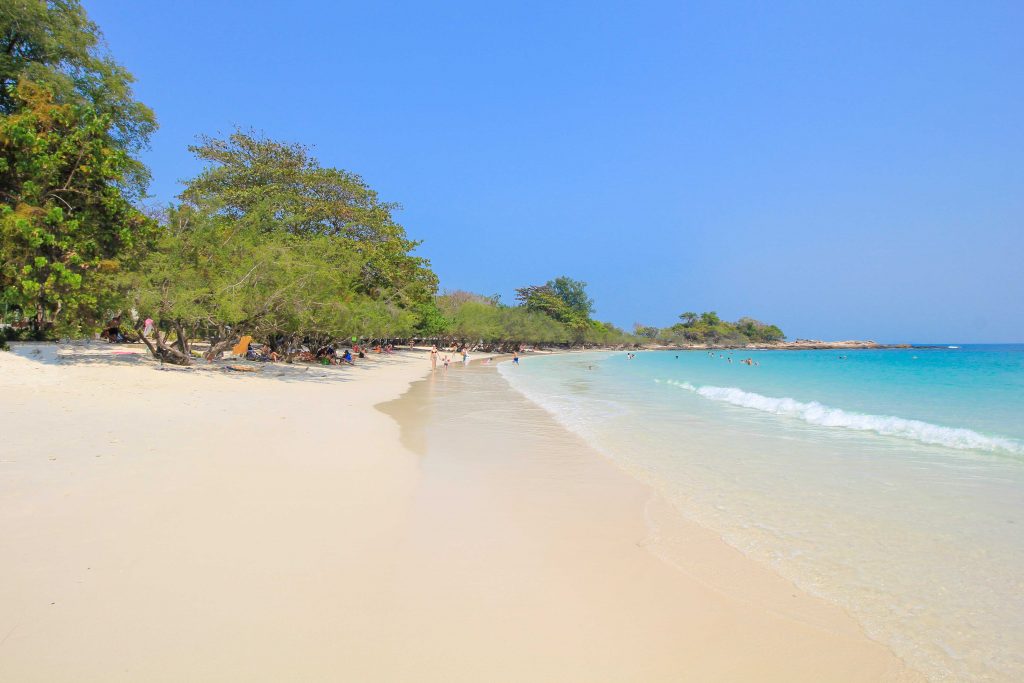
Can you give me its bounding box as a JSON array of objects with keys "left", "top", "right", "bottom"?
[{"left": 0, "top": 342, "right": 922, "bottom": 681}]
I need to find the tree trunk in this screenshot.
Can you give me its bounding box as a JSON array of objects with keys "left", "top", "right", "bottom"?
[
  {"left": 205, "top": 337, "right": 236, "bottom": 361},
  {"left": 173, "top": 321, "right": 189, "bottom": 357},
  {"left": 137, "top": 324, "right": 191, "bottom": 366}
]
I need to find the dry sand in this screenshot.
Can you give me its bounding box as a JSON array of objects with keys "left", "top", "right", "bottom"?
[{"left": 0, "top": 343, "right": 922, "bottom": 681}]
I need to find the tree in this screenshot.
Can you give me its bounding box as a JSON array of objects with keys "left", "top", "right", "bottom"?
[
  {"left": 0, "top": 0, "right": 155, "bottom": 333},
  {"left": 699, "top": 311, "right": 721, "bottom": 326},
  {"left": 679, "top": 311, "right": 698, "bottom": 325},
  {"left": 0, "top": 0, "right": 156, "bottom": 193},
  {"left": 182, "top": 130, "right": 437, "bottom": 309},
  {"left": 0, "top": 81, "right": 154, "bottom": 332},
  {"left": 634, "top": 324, "right": 659, "bottom": 339},
  {"left": 735, "top": 317, "right": 785, "bottom": 342},
  {"left": 515, "top": 284, "right": 568, "bottom": 320},
  {"left": 661, "top": 310, "right": 786, "bottom": 345},
  {"left": 548, "top": 276, "right": 593, "bottom": 318},
  {"left": 130, "top": 133, "right": 437, "bottom": 364}
]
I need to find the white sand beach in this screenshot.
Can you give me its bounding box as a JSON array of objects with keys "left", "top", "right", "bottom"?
[{"left": 0, "top": 343, "right": 922, "bottom": 681}]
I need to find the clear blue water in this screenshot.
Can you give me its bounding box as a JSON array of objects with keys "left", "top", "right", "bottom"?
[{"left": 500, "top": 346, "right": 1024, "bottom": 682}]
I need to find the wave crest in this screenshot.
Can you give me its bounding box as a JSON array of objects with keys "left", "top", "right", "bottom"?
[{"left": 661, "top": 379, "right": 1024, "bottom": 456}]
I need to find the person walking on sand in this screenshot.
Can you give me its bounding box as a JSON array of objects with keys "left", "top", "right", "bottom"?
[{"left": 430, "top": 345, "right": 438, "bottom": 371}]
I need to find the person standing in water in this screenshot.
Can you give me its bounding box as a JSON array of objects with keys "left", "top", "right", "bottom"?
[
  {"left": 462, "top": 348, "right": 470, "bottom": 366},
  {"left": 430, "top": 345, "right": 438, "bottom": 371},
  {"left": 512, "top": 351, "right": 520, "bottom": 366}
]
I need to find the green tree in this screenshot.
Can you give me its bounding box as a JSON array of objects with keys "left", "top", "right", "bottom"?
[
  {"left": 0, "top": 0, "right": 156, "bottom": 193},
  {"left": 699, "top": 311, "right": 721, "bottom": 326},
  {"left": 0, "top": 82, "right": 154, "bottom": 332},
  {"left": 130, "top": 133, "right": 436, "bottom": 363},
  {"left": 634, "top": 324, "right": 659, "bottom": 339},
  {"left": 182, "top": 131, "right": 437, "bottom": 309},
  {"left": 548, "top": 276, "right": 593, "bottom": 318},
  {"left": 679, "top": 311, "right": 698, "bottom": 325},
  {"left": 0, "top": 0, "right": 155, "bottom": 333}
]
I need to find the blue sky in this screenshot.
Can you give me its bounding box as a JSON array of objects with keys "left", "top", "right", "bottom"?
[{"left": 85, "top": 1, "right": 1022, "bottom": 342}]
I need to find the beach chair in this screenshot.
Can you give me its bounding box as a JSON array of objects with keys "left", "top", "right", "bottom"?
[{"left": 232, "top": 335, "right": 253, "bottom": 357}]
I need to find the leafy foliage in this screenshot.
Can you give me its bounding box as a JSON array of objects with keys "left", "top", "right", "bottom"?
[
  {"left": 0, "top": 0, "right": 155, "bottom": 333},
  {"left": 436, "top": 279, "right": 633, "bottom": 348},
  {"left": 636, "top": 311, "right": 786, "bottom": 345},
  {"left": 0, "top": 0, "right": 156, "bottom": 193},
  {"left": 129, "top": 133, "right": 434, "bottom": 362},
  {"left": 183, "top": 131, "right": 437, "bottom": 308},
  {"left": 0, "top": 81, "right": 154, "bottom": 332}
]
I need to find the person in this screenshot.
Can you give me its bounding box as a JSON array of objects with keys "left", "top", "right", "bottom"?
[
  {"left": 462, "top": 348, "right": 470, "bottom": 366},
  {"left": 430, "top": 345, "right": 438, "bottom": 371},
  {"left": 101, "top": 315, "right": 124, "bottom": 343},
  {"left": 316, "top": 344, "right": 335, "bottom": 363},
  {"left": 442, "top": 354, "right": 450, "bottom": 371},
  {"left": 143, "top": 317, "right": 154, "bottom": 337},
  {"left": 341, "top": 349, "right": 354, "bottom": 365},
  {"left": 512, "top": 351, "right": 519, "bottom": 366}
]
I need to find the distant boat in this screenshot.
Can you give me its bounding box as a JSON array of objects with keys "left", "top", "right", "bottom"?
[{"left": 948, "top": 345, "right": 960, "bottom": 349}]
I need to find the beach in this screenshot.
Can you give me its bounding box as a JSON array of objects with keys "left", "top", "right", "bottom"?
[{"left": 0, "top": 343, "right": 921, "bottom": 681}]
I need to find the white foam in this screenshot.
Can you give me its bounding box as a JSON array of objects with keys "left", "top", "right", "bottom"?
[{"left": 662, "top": 379, "right": 1024, "bottom": 456}]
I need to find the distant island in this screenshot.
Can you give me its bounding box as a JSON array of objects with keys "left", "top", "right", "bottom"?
[{"left": 649, "top": 339, "right": 910, "bottom": 351}]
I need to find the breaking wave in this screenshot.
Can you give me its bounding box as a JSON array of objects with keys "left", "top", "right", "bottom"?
[{"left": 659, "top": 379, "right": 1024, "bottom": 456}]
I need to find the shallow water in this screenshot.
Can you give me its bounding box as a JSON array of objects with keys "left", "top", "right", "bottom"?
[{"left": 500, "top": 346, "right": 1024, "bottom": 682}]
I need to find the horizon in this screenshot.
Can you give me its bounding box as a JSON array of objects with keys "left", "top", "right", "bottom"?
[{"left": 85, "top": 1, "right": 1023, "bottom": 343}]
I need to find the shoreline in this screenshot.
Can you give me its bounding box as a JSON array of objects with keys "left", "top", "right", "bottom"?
[
  {"left": 379, "top": 360, "right": 924, "bottom": 681},
  {"left": 0, "top": 343, "right": 923, "bottom": 681}
]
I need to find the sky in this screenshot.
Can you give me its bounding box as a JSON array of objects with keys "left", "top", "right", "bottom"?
[{"left": 84, "top": 0, "right": 1023, "bottom": 343}]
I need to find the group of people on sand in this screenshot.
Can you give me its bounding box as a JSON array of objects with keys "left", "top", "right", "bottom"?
[
  {"left": 429, "top": 344, "right": 469, "bottom": 371},
  {"left": 430, "top": 344, "right": 514, "bottom": 372},
  {"left": 243, "top": 340, "right": 397, "bottom": 366}
]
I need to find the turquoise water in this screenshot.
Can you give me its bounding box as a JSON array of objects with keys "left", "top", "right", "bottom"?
[{"left": 499, "top": 346, "right": 1024, "bottom": 682}]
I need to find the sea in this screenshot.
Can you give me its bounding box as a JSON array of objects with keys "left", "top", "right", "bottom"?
[{"left": 498, "top": 345, "right": 1024, "bottom": 682}]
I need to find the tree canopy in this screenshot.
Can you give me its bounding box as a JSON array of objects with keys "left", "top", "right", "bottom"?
[
  {"left": 126, "top": 132, "right": 435, "bottom": 363},
  {"left": 0, "top": 0, "right": 155, "bottom": 333},
  {"left": 632, "top": 311, "right": 785, "bottom": 345},
  {"left": 0, "top": 0, "right": 156, "bottom": 190}
]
